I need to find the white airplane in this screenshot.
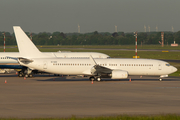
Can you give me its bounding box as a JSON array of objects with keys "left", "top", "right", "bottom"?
[
  {"left": 0, "top": 39, "right": 109, "bottom": 77},
  {"left": 0, "top": 52, "right": 109, "bottom": 77},
  {"left": 0, "top": 52, "right": 109, "bottom": 69},
  {"left": 13, "top": 26, "right": 177, "bottom": 81}
]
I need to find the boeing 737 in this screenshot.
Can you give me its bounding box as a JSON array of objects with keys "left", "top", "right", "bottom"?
[
  {"left": 13, "top": 26, "right": 177, "bottom": 81},
  {"left": 0, "top": 42, "right": 109, "bottom": 77}
]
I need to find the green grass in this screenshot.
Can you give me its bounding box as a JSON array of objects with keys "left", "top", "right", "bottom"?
[
  {"left": 40, "top": 44, "right": 180, "bottom": 50},
  {"left": 2, "top": 45, "right": 180, "bottom": 50},
  {"left": 169, "top": 62, "right": 180, "bottom": 77},
  {"left": 38, "top": 45, "right": 180, "bottom": 50},
  {"left": 1, "top": 114, "right": 180, "bottom": 120},
  {"left": 27, "top": 45, "right": 180, "bottom": 50},
  {"left": 2, "top": 45, "right": 180, "bottom": 59},
  {"left": 39, "top": 49, "right": 180, "bottom": 60},
  {"left": 2, "top": 48, "right": 180, "bottom": 60}
]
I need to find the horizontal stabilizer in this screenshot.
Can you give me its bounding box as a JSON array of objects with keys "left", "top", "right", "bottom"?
[{"left": 18, "top": 57, "right": 34, "bottom": 62}]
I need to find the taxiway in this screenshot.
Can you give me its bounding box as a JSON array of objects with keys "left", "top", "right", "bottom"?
[{"left": 0, "top": 74, "right": 180, "bottom": 118}]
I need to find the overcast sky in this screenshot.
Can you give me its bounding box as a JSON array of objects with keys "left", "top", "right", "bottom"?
[{"left": 0, "top": 0, "right": 179, "bottom": 33}]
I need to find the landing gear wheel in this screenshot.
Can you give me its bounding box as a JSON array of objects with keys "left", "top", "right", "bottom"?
[
  {"left": 18, "top": 72, "right": 24, "bottom": 77},
  {"left": 29, "top": 74, "right": 33, "bottom": 78},
  {"left": 18, "top": 73, "right": 22, "bottom": 77},
  {"left": 89, "top": 76, "right": 95, "bottom": 81},
  {"left": 25, "top": 74, "right": 29, "bottom": 78},
  {"left": 96, "top": 77, "right": 101, "bottom": 82}
]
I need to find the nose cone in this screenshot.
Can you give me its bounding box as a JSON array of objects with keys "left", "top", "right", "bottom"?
[{"left": 172, "top": 66, "right": 178, "bottom": 73}]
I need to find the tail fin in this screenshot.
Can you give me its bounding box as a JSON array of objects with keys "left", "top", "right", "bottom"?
[{"left": 13, "top": 26, "right": 47, "bottom": 58}]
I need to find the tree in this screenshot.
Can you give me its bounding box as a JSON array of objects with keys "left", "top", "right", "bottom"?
[
  {"left": 174, "top": 31, "right": 180, "bottom": 44},
  {"left": 112, "top": 32, "right": 119, "bottom": 37},
  {"left": 94, "top": 31, "right": 99, "bottom": 35}
]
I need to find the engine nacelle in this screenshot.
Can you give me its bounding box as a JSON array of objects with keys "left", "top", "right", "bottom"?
[{"left": 111, "top": 70, "right": 128, "bottom": 79}]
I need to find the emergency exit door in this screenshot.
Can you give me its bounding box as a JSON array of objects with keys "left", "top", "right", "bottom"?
[{"left": 43, "top": 61, "right": 48, "bottom": 69}]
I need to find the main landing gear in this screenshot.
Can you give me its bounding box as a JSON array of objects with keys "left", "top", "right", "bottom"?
[
  {"left": 89, "top": 76, "right": 101, "bottom": 82},
  {"left": 18, "top": 67, "right": 34, "bottom": 78},
  {"left": 18, "top": 71, "right": 33, "bottom": 78}
]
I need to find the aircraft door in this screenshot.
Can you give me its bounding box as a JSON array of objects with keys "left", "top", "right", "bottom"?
[
  {"left": 43, "top": 61, "right": 48, "bottom": 69},
  {"left": 158, "top": 63, "right": 162, "bottom": 70}
]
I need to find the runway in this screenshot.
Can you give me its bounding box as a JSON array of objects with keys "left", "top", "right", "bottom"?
[{"left": 0, "top": 74, "right": 180, "bottom": 118}]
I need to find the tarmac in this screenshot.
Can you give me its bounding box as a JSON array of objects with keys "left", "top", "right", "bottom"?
[{"left": 0, "top": 73, "right": 180, "bottom": 118}]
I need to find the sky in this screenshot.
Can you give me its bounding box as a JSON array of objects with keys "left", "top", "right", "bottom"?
[{"left": 0, "top": 0, "right": 180, "bottom": 33}]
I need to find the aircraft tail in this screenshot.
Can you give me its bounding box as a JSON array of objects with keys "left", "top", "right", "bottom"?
[{"left": 13, "top": 26, "right": 48, "bottom": 58}]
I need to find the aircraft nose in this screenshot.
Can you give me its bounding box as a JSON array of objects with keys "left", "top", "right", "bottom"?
[{"left": 172, "top": 66, "right": 177, "bottom": 73}]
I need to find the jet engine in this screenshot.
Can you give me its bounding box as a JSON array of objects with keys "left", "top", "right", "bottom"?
[{"left": 110, "top": 70, "right": 128, "bottom": 79}]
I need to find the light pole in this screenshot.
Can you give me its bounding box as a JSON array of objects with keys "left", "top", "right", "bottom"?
[
  {"left": 134, "top": 31, "right": 138, "bottom": 58},
  {"left": 2, "top": 32, "right": 5, "bottom": 52}
]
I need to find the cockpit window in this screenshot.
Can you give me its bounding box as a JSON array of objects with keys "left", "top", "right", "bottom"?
[{"left": 166, "top": 64, "right": 170, "bottom": 66}]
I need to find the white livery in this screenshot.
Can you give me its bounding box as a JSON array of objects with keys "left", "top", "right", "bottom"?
[
  {"left": 0, "top": 52, "right": 109, "bottom": 69},
  {"left": 0, "top": 31, "right": 109, "bottom": 76},
  {"left": 0, "top": 52, "right": 109, "bottom": 76},
  {"left": 13, "top": 26, "right": 177, "bottom": 81}
]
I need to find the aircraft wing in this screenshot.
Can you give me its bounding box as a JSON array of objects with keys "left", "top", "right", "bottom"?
[
  {"left": 92, "top": 64, "right": 112, "bottom": 74},
  {"left": 89, "top": 56, "right": 128, "bottom": 79},
  {"left": 90, "top": 55, "right": 112, "bottom": 75}
]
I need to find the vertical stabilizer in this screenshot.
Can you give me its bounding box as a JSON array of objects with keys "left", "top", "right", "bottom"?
[{"left": 13, "top": 26, "right": 47, "bottom": 58}]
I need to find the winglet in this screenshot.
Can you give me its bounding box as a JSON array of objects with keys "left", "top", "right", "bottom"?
[{"left": 13, "top": 26, "right": 48, "bottom": 58}]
